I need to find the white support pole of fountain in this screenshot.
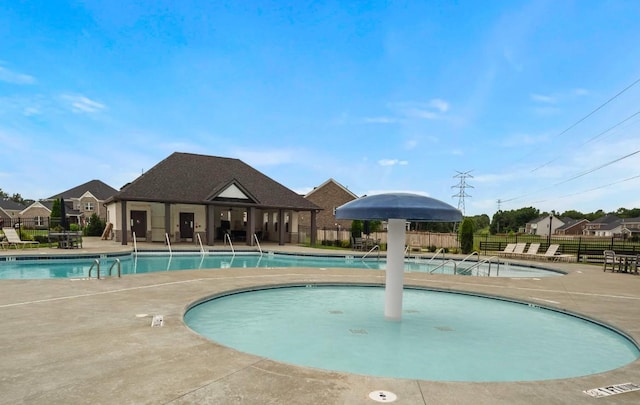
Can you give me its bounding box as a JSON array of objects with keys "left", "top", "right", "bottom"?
[{"left": 385, "top": 218, "right": 406, "bottom": 321}]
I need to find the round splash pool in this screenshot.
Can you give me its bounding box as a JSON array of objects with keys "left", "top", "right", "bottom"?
[{"left": 184, "top": 285, "right": 640, "bottom": 382}]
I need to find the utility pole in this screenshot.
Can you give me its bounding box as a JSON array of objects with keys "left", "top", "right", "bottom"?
[{"left": 452, "top": 170, "right": 474, "bottom": 215}]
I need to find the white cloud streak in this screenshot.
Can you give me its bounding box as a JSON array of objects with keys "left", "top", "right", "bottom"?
[
  {"left": 0, "top": 66, "right": 36, "bottom": 85},
  {"left": 378, "top": 159, "right": 408, "bottom": 166},
  {"left": 61, "top": 94, "right": 106, "bottom": 113}
]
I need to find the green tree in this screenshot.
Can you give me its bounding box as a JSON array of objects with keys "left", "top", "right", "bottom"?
[
  {"left": 490, "top": 207, "right": 540, "bottom": 234},
  {"left": 458, "top": 217, "right": 475, "bottom": 254},
  {"left": 51, "top": 199, "right": 61, "bottom": 228},
  {"left": 86, "top": 213, "right": 106, "bottom": 236},
  {"left": 350, "top": 220, "right": 363, "bottom": 237},
  {"left": 560, "top": 210, "right": 584, "bottom": 219}
]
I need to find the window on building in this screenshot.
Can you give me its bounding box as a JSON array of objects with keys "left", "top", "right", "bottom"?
[{"left": 84, "top": 202, "right": 94, "bottom": 211}]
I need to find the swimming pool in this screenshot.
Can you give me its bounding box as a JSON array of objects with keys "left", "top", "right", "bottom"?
[
  {"left": 184, "top": 285, "right": 640, "bottom": 382},
  {"left": 0, "top": 252, "right": 564, "bottom": 279}
]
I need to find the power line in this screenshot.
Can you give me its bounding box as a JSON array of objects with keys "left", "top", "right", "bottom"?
[
  {"left": 530, "top": 174, "right": 640, "bottom": 205},
  {"left": 527, "top": 110, "right": 640, "bottom": 172},
  {"left": 520, "top": 76, "right": 640, "bottom": 172}
]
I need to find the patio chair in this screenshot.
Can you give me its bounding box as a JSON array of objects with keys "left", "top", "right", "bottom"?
[
  {"left": 1, "top": 227, "right": 40, "bottom": 249},
  {"left": 522, "top": 243, "right": 540, "bottom": 257},
  {"left": 538, "top": 244, "right": 572, "bottom": 262},
  {"left": 507, "top": 242, "right": 527, "bottom": 257},
  {"left": 498, "top": 243, "right": 516, "bottom": 256},
  {"left": 602, "top": 250, "right": 620, "bottom": 272},
  {"left": 351, "top": 236, "right": 364, "bottom": 251}
]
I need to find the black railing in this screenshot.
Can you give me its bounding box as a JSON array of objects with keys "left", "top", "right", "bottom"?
[{"left": 477, "top": 234, "right": 640, "bottom": 263}]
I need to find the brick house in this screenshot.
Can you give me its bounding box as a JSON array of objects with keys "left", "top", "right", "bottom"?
[
  {"left": 47, "top": 179, "right": 118, "bottom": 224},
  {"left": 300, "top": 178, "right": 359, "bottom": 230},
  {"left": 555, "top": 218, "right": 589, "bottom": 235}
]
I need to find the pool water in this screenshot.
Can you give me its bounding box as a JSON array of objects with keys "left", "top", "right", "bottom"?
[
  {"left": 184, "top": 285, "right": 640, "bottom": 382},
  {"left": 0, "top": 253, "right": 563, "bottom": 279}
]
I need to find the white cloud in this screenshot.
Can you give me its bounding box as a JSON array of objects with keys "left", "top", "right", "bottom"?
[
  {"left": 530, "top": 93, "right": 556, "bottom": 103},
  {"left": 502, "top": 132, "right": 549, "bottom": 147},
  {"left": 428, "top": 98, "right": 450, "bottom": 113},
  {"left": 404, "top": 139, "right": 418, "bottom": 149},
  {"left": 378, "top": 159, "right": 408, "bottom": 166},
  {"left": 389, "top": 99, "right": 451, "bottom": 121},
  {"left": 0, "top": 66, "right": 36, "bottom": 85},
  {"left": 367, "top": 189, "right": 429, "bottom": 197},
  {"left": 233, "top": 147, "right": 299, "bottom": 166},
  {"left": 573, "top": 88, "right": 589, "bottom": 96},
  {"left": 61, "top": 94, "right": 106, "bottom": 113},
  {"left": 362, "top": 116, "right": 398, "bottom": 124}
]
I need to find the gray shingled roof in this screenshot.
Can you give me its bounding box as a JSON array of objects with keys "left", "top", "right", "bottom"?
[
  {"left": 109, "top": 152, "right": 320, "bottom": 211},
  {"left": 49, "top": 180, "right": 118, "bottom": 201},
  {"left": 0, "top": 199, "right": 27, "bottom": 211}
]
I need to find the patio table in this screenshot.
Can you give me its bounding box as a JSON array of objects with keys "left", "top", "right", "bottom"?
[
  {"left": 49, "top": 232, "right": 83, "bottom": 249},
  {"left": 614, "top": 253, "right": 639, "bottom": 274}
]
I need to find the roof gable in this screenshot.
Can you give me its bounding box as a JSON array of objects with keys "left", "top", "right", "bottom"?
[
  {"left": 49, "top": 180, "right": 118, "bottom": 201},
  {"left": 111, "top": 152, "right": 320, "bottom": 211},
  {"left": 207, "top": 180, "right": 258, "bottom": 204},
  {"left": 305, "top": 178, "right": 358, "bottom": 199}
]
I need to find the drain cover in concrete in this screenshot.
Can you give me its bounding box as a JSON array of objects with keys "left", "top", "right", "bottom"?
[
  {"left": 151, "top": 315, "right": 164, "bottom": 327},
  {"left": 368, "top": 390, "right": 397, "bottom": 402},
  {"left": 583, "top": 382, "right": 640, "bottom": 398}
]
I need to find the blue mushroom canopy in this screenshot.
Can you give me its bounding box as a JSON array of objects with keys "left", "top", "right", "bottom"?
[{"left": 335, "top": 193, "right": 462, "bottom": 222}]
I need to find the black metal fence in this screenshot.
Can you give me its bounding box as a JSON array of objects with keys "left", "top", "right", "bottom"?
[
  {"left": 1, "top": 217, "right": 70, "bottom": 242},
  {"left": 476, "top": 234, "right": 640, "bottom": 263}
]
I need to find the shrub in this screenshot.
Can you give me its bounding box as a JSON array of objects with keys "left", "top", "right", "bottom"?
[
  {"left": 85, "top": 213, "right": 106, "bottom": 236},
  {"left": 459, "top": 218, "right": 475, "bottom": 254}
]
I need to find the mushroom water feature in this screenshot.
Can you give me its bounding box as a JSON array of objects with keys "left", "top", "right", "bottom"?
[{"left": 335, "top": 193, "right": 462, "bottom": 321}]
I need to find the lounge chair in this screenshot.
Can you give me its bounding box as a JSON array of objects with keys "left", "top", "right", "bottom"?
[
  {"left": 603, "top": 250, "right": 620, "bottom": 272},
  {"left": 522, "top": 243, "right": 540, "bottom": 257},
  {"left": 507, "top": 242, "right": 527, "bottom": 257},
  {"left": 538, "top": 244, "right": 572, "bottom": 262},
  {"left": 1, "top": 227, "right": 40, "bottom": 249},
  {"left": 498, "top": 243, "right": 516, "bottom": 256}
]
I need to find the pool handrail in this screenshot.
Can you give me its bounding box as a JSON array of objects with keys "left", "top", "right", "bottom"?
[
  {"left": 224, "top": 233, "right": 235, "bottom": 256},
  {"left": 133, "top": 232, "right": 138, "bottom": 255},
  {"left": 429, "top": 259, "right": 457, "bottom": 274},
  {"left": 197, "top": 233, "right": 205, "bottom": 255},
  {"left": 425, "top": 248, "right": 446, "bottom": 265},
  {"left": 107, "top": 258, "right": 121, "bottom": 278},
  {"left": 457, "top": 251, "right": 480, "bottom": 268},
  {"left": 165, "top": 233, "right": 172, "bottom": 256},
  {"left": 253, "top": 233, "right": 263, "bottom": 255},
  {"left": 362, "top": 244, "right": 380, "bottom": 260},
  {"left": 88, "top": 258, "right": 100, "bottom": 280},
  {"left": 462, "top": 256, "right": 501, "bottom": 276}
]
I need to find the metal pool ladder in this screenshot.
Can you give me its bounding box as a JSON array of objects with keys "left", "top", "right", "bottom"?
[
  {"left": 362, "top": 244, "right": 380, "bottom": 260},
  {"left": 88, "top": 258, "right": 122, "bottom": 279}
]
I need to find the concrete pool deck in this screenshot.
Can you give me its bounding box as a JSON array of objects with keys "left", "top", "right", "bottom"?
[{"left": 0, "top": 238, "right": 639, "bottom": 404}]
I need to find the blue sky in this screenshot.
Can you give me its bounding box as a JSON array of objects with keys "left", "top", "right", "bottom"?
[{"left": 1, "top": 1, "right": 640, "bottom": 217}]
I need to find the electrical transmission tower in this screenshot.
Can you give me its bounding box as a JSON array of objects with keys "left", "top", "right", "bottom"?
[{"left": 452, "top": 170, "right": 474, "bottom": 215}]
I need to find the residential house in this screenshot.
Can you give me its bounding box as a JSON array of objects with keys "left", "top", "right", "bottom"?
[
  {"left": 15, "top": 179, "right": 117, "bottom": 229},
  {"left": 300, "top": 178, "right": 358, "bottom": 231},
  {"left": 525, "top": 215, "right": 566, "bottom": 237},
  {"left": 0, "top": 199, "right": 26, "bottom": 228},
  {"left": 18, "top": 201, "right": 53, "bottom": 228},
  {"left": 105, "top": 152, "right": 321, "bottom": 246},
  {"left": 47, "top": 179, "right": 118, "bottom": 224},
  {"left": 620, "top": 217, "right": 640, "bottom": 239},
  {"left": 555, "top": 218, "right": 589, "bottom": 235},
  {"left": 582, "top": 215, "right": 621, "bottom": 237}
]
